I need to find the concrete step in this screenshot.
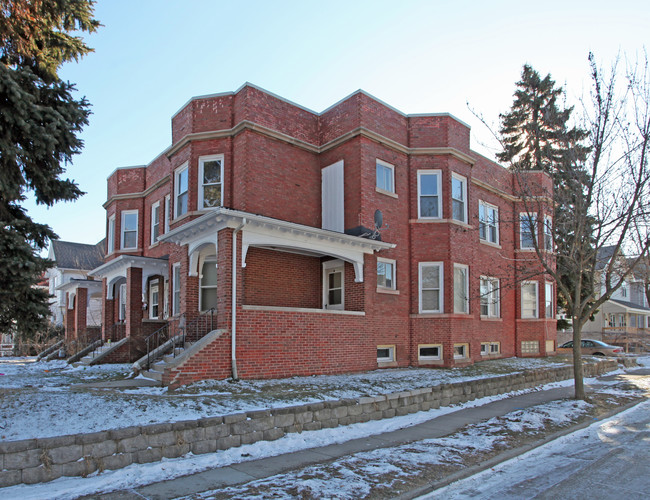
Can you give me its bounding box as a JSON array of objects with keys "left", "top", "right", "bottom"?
[{"left": 140, "top": 370, "right": 162, "bottom": 382}]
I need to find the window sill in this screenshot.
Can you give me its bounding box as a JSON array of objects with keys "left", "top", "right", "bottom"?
[
  {"left": 376, "top": 287, "right": 400, "bottom": 295},
  {"left": 480, "top": 316, "right": 502, "bottom": 321},
  {"left": 479, "top": 239, "right": 501, "bottom": 249},
  {"left": 149, "top": 241, "right": 160, "bottom": 249},
  {"left": 242, "top": 305, "right": 365, "bottom": 316},
  {"left": 116, "top": 248, "right": 142, "bottom": 254},
  {"left": 375, "top": 187, "right": 398, "bottom": 199},
  {"left": 409, "top": 218, "right": 474, "bottom": 230}
]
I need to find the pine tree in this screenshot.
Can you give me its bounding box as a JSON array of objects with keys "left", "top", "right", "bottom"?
[
  {"left": 0, "top": 1, "right": 99, "bottom": 340},
  {"left": 497, "top": 65, "right": 592, "bottom": 315}
]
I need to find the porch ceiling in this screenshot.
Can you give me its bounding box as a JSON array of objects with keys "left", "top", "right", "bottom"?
[
  {"left": 89, "top": 255, "right": 169, "bottom": 299},
  {"left": 160, "top": 208, "right": 395, "bottom": 282}
]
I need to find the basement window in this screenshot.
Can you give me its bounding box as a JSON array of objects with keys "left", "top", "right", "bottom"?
[
  {"left": 377, "top": 345, "right": 395, "bottom": 363},
  {"left": 521, "top": 340, "right": 540, "bottom": 354},
  {"left": 453, "top": 343, "right": 469, "bottom": 360},
  {"left": 418, "top": 344, "right": 442, "bottom": 361}
]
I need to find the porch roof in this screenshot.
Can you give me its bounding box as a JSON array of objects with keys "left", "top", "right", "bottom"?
[
  {"left": 604, "top": 299, "right": 650, "bottom": 315},
  {"left": 160, "top": 208, "right": 395, "bottom": 282},
  {"left": 55, "top": 279, "right": 103, "bottom": 310},
  {"left": 89, "top": 255, "right": 169, "bottom": 299}
]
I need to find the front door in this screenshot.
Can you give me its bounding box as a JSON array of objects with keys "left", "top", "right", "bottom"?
[{"left": 323, "top": 261, "right": 344, "bottom": 310}]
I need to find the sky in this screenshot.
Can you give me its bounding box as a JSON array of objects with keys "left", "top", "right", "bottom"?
[{"left": 24, "top": 0, "right": 650, "bottom": 247}]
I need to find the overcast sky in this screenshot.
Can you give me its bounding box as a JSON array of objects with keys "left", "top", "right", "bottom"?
[{"left": 26, "top": 0, "right": 650, "bottom": 247}]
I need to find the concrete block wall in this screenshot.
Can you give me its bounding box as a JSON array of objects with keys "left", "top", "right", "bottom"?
[{"left": 0, "top": 359, "right": 617, "bottom": 487}]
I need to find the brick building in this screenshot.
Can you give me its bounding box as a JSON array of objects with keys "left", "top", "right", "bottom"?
[{"left": 89, "top": 84, "right": 556, "bottom": 387}]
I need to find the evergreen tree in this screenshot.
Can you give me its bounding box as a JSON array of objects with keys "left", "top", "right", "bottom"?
[
  {"left": 0, "top": 1, "right": 99, "bottom": 339},
  {"left": 497, "top": 65, "right": 592, "bottom": 315}
]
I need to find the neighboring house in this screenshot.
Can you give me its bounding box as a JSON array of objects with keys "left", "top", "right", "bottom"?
[
  {"left": 89, "top": 83, "right": 556, "bottom": 387},
  {"left": 583, "top": 246, "right": 650, "bottom": 351},
  {"left": 46, "top": 240, "right": 105, "bottom": 345}
]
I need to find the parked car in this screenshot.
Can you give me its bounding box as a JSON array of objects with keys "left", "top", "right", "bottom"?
[{"left": 557, "top": 339, "right": 624, "bottom": 357}]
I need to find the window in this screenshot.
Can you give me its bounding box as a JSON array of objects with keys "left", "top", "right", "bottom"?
[
  {"left": 621, "top": 282, "right": 628, "bottom": 298},
  {"left": 151, "top": 201, "right": 160, "bottom": 245},
  {"left": 453, "top": 343, "right": 469, "bottom": 360},
  {"left": 121, "top": 210, "right": 138, "bottom": 250},
  {"left": 546, "top": 340, "right": 555, "bottom": 353},
  {"left": 479, "top": 201, "right": 499, "bottom": 244},
  {"left": 419, "top": 262, "right": 443, "bottom": 313},
  {"left": 200, "top": 258, "right": 218, "bottom": 312},
  {"left": 521, "top": 282, "right": 539, "bottom": 318},
  {"left": 451, "top": 173, "right": 467, "bottom": 223},
  {"left": 521, "top": 341, "right": 539, "bottom": 354},
  {"left": 107, "top": 215, "right": 115, "bottom": 254},
  {"left": 377, "top": 345, "right": 394, "bottom": 362},
  {"left": 544, "top": 215, "right": 553, "bottom": 251},
  {"left": 545, "top": 282, "right": 554, "bottom": 318},
  {"left": 149, "top": 279, "right": 159, "bottom": 319},
  {"left": 174, "top": 163, "right": 189, "bottom": 218},
  {"left": 480, "top": 277, "right": 500, "bottom": 317},
  {"left": 376, "top": 159, "right": 395, "bottom": 194},
  {"left": 164, "top": 195, "right": 170, "bottom": 233},
  {"left": 520, "top": 212, "right": 537, "bottom": 249},
  {"left": 199, "top": 155, "right": 224, "bottom": 209},
  {"left": 418, "top": 344, "right": 442, "bottom": 361},
  {"left": 323, "top": 260, "right": 344, "bottom": 310},
  {"left": 118, "top": 283, "right": 126, "bottom": 321},
  {"left": 417, "top": 170, "right": 441, "bottom": 219},
  {"left": 377, "top": 258, "right": 396, "bottom": 290},
  {"left": 480, "top": 342, "right": 500, "bottom": 355},
  {"left": 172, "top": 263, "right": 181, "bottom": 316},
  {"left": 454, "top": 264, "right": 469, "bottom": 313}
]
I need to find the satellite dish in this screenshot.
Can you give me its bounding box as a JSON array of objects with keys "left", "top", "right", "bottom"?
[{"left": 374, "top": 209, "right": 383, "bottom": 230}]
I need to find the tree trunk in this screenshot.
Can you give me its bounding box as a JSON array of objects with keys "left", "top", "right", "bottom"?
[{"left": 572, "top": 320, "right": 586, "bottom": 400}]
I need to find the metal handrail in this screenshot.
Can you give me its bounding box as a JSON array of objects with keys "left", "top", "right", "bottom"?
[
  {"left": 175, "top": 308, "right": 215, "bottom": 357},
  {"left": 89, "top": 322, "right": 126, "bottom": 360},
  {"left": 144, "top": 316, "right": 182, "bottom": 370}
]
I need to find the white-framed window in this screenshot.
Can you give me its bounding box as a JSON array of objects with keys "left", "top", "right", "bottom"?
[
  {"left": 149, "top": 279, "right": 159, "bottom": 320},
  {"left": 545, "top": 282, "right": 554, "bottom": 318},
  {"left": 163, "top": 278, "right": 169, "bottom": 320},
  {"left": 417, "top": 170, "right": 442, "bottom": 219},
  {"left": 198, "top": 154, "right": 224, "bottom": 209},
  {"left": 419, "top": 262, "right": 443, "bottom": 313},
  {"left": 107, "top": 215, "right": 115, "bottom": 254},
  {"left": 200, "top": 257, "right": 218, "bottom": 312},
  {"left": 480, "top": 342, "right": 500, "bottom": 355},
  {"left": 479, "top": 201, "right": 498, "bottom": 244},
  {"left": 451, "top": 173, "right": 468, "bottom": 223},
  {"left": 520, "top": 212, "right": 537, "bottom": 249},
  {"left": 544, "top": 215, "right": 553, "bottom": 251},
  {"left": 151, "top": 201, "right": 160, "bottom": 246},
  {"left": 121, "top": 210, "right": 138, "bottom": 250},
  {"left": 377, "top": 345, "right": 395, "bottom": 362},
  {"left": 480, "top": 276, "right": 500, "bottom": 317},
  {"left": 621, "top": 282, "right": 628, "bottom": 298},
  {"left": 521, "top": 281, "right": 539, "bottom": 319},
  {"left": 377, "top": 257, "right": 396, "bottom": 290},
  {"left": 418, "top": 344, "right": 442, "bottom": 361},
  {"left": 521, "top": 340, "right": 539, "bottom": 354},
  {"left": 453, "top": 343, "right": 469, "bottom": 360},
  {"left": 174, "top": 163, "right": 189, "bottom": 218},
  {"left": 118, "top": 283, "right": 127, "bottom": 321},
  {"left": 454, "top": 264, "right": 469, "bottom": 314},
  {"left": 376, "top": 159, "right": 395, "bottom": 194},
  {"left": 172, "top": 263, "right": 181, "bottom": 316},
  {"left": 164, "top": 195, "right": 170, "bottom": 234}
]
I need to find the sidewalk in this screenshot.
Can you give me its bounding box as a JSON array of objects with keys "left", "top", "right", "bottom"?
[{"left": 88, "top": 382, "right": 626, "bottom": 500}]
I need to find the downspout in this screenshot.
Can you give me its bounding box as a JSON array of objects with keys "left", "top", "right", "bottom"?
[{"left": 231, "top": 218, "right": 247, "bottom": 380}]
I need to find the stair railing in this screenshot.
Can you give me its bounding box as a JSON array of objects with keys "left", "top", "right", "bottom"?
[
  {"left": 176, "top": 308, "right": 215, "bottom": 356},
  {"left": 144, "top": 316, "right": 182, "bottom": 370}
]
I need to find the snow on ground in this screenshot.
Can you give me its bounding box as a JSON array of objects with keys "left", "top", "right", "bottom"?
[{"left": 0, "top": 355, "right": 567, "bottom": 442}]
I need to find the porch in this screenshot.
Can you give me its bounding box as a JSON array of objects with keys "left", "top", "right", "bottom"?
[{"left": 601, "top": 299, "right": 650, "bottom": 353}]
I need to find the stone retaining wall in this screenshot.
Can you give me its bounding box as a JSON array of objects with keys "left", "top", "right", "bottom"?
[{"left": 0, "top": 359, "right": 617, "bottom": 487}]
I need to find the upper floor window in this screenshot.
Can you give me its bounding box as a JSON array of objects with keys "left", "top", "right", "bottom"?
[
  {"left": 520, "top": 212, "right": 537, "bottom": 249},
  {"left": 544, "top": 215, "right": 553, "bottom": 251},
  {"left": 198, "top": 155, "right": 224, "bottom": 209},
  {"left": 453, "top": 264, "right": 469, "bottom": 314},
  {"left": 377, "top": 258, "right": 396, "bottom": 290},
  {"left": 621, "top": 282, "right": 628, "bottom": 298},
  {"left": 376, "top": 159, "right": 395, "bottom": 194},
  {"left": 121, "top": 210, "right": 138, "bottom": 250},
  {"left": 480, "top": 276, "right": 500, "bottom": 317},
  {"left": 151, "top": 201, "right": 160, "bottom": 245},
  {"left": 164, "top": 195, "right": 170, "bottom": 233},
  {"left": 107, "top": 215, "right": 115, "bottom": 254},
  {"left": 479, "top": 201, "right": 499, "bottom": 244},
  {"left": 419, "top": 262, "right": 443, "bottom": 313},
  {"left": 174, "top": 163, "right": 189, "bottom": 218},
  {"left": 521, "top": 281, "right": 539, "bottom": 318},
  {"left": 451, "top": 173, "right": 467, "bottom": 223},
  {"left": 417, "top": 170, "right": 441, "bottom": 219}
]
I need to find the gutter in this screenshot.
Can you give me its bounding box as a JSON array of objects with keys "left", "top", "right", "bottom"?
[{"left": 231, "top": 218, "right": 247, "bottom": 380}]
